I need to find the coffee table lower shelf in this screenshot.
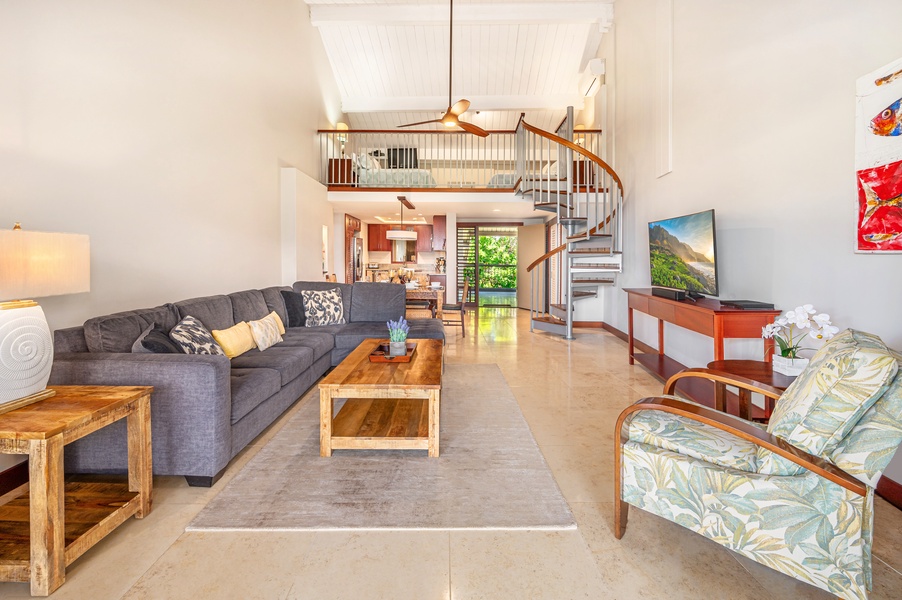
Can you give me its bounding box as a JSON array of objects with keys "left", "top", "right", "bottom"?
[
  {"left": 331, "top": 398, "right": 430, "bottom": 451},
  {"left": 0, "top": 481, "right": 139, "bottom": 581}
]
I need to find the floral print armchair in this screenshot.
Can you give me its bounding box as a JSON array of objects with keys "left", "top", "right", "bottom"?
[{"left": 614, "top": 330, "right": 902, "bottom": 600}]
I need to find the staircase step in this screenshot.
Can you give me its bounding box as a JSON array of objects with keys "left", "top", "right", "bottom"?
[
  {"left": 572, "top": 277, "right": 615, "bottom": 284},
  {"left": 560, "top": 217, "right": 588, "bottom": 225},
  {"left": 534, "top": 202, "right": 574, "bottom": 211},
  {"left": 570, "top": 262, "right": 622, "bottom": 271},
  {"left": 567, "top": 231, "right": 612, "bottom": 242},
  {"left": 533, "top": 315, "right": 567, "bottom": 326},
  {"left": 572, "top": 290, "right": 596, "bottom": 299},
  {"left": 569, "top": 247, "right": 612, "bottom": 255}
]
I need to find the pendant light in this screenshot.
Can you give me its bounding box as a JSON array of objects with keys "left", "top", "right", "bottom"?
[{"left": 386, "top": 196, "right": 418, "bottom": 240}]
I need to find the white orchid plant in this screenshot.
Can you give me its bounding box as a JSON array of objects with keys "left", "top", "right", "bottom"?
[{"left": 762, "top": 304, "right": 839, "bottom": 359}]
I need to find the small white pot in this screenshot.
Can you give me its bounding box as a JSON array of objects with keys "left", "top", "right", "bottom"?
[
  {"left": 773, "top": 355, "right": 809, "bottom": 376},
  {"left": 389, "top": 341, "right": 408, "bottom": 357}
]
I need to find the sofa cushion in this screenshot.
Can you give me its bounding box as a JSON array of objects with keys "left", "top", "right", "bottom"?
[
  {"left": 280, "top": 290, "right": 306, "bottom": 328},
  {"left": 293, "top": 281, "right": 353, "bottom": 319},
  {"left": 170, "top": 316, "right": 226, "bottom": 356},
  {"left": 301, "top": 288, "right": 346, "bottom": 327},
  {"left": 174, "top": 295, "right": 235, "bottom": 332},
  {"left": 131, "top": 324, "right": 182, "bottom": 354},
  {"left": 84, "top": 304, "right": 180, "bottom": 353},
  {"left": 333, "top": 322, "right": 392, "bottom": 350},
  {"left": 228, "top": 290, "right": 270, "bottom": 324},
  {"left": 407, "top": 318, "right": 446, "bottom": 340},
  {"left": 248, "top": 313, "right": 283, "bottom": 351},
  {"left": 758, "top": 329, "right": 898, "bottom": 475},
  {"left": 229, "top": 346, "right": 313, "bottom": 385},
  {"left": 278, "top": 328, "right": 336, "bottom": 361},
  {"left": 350, "top": 282, "right": 406, "bottom": 323},
  {"left": 211, "top": 322, "right": 256, "bottom": 359},
  {"left": 230, "top": 368, "right": 282, "bottom": 424},
  {"left": 261, "top": 286, "right": 292, "bottom": 326}
]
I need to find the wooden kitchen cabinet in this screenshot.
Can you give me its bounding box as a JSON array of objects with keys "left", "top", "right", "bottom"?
[
  {"left": 415, "top": 225, "right": 433, "bottom": 252},
  {"left": 432, "top": 215, "right": 446, "bottom": 251},
  {"left": 367, "top": 224, "right": 391, "bottom": 252}
]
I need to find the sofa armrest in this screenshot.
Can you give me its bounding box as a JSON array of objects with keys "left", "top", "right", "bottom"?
[{"left": 49, "top": 352, "right": 233, "bottom": 478}]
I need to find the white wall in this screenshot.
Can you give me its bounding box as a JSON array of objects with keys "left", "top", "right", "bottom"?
[
  {"left": 601, "top": 0, "right": 902, "bottom": 478},
  {"left": 0, "top": 0, "right": 341, "bottom": 330},
  {"left": 281, "top": 168, "right": 334, "bottom": 284}
]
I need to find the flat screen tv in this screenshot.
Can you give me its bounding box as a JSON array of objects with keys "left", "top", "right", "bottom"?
[{"left": 648, "top": 209, "right": 718, "bottom": 297}]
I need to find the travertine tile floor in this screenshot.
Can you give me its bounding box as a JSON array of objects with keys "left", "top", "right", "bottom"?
[{"left": 3, "top": 309, "right": 900, "bottom": 599}]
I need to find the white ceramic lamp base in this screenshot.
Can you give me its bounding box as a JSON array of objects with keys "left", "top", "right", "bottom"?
[{"left": 0, "top": 303, "right": 55, "bottom": 406}]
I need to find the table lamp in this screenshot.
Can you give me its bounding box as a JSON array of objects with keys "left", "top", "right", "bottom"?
[{"left": 0, "top": 223, "right": 90, "bottom": 412}]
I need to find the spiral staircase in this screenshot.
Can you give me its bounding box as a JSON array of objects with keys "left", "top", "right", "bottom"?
[{"left": 515, "top": 108, "right": 625, "bottom": 339}]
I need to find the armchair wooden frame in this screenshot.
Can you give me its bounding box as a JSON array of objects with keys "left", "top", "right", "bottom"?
[{"left": 614, "top": 368, "right": 867, "bottom": 539}]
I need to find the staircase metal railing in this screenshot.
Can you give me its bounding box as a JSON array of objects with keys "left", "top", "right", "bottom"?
[{"left": 516, "top": 110, "right": 624, "bottom": 339}]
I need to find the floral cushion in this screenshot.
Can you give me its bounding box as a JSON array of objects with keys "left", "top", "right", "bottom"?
[
  {"left": 621, "top": 441, "right": 871, "bottom": 600},
  {"left": 758, "top": 330, "right": 898, "bottom": 476},
  {"left": 301, "top": 288, "right": 345, "bottom": 327},
  {"left": 626, "top": 402, "right": 759, "bottom": 473},
  {"left": 827, "top": 350, "right": 902, "bottom": 487}
]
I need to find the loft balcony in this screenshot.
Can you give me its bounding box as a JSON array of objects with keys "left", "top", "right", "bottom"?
[{"left": 317, "top": 126, "right": 602, "bottom": 192}]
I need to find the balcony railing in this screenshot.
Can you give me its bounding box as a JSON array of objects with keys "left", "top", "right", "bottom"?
[{"left": 318, "top": 128, "right": 602, "bottom": 191}]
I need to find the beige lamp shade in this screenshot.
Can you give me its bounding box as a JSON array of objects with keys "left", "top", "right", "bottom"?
[
  {"left": 336, "top": 122, "right": 349, "bottom": 143},
  {"left": 0, "top": 228, "right": 91, "bottom": 301}
]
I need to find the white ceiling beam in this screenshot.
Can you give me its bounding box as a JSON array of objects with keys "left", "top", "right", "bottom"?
[
  {"left": 310, "top": 3, "right": 614, "bottom": 27},
  {"left": 342, "top": 95, "right": 585, "bottom": 113}
]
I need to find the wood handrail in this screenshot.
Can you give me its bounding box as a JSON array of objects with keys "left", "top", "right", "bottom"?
[
  {"left": 616, "top": 396, "right": 867, "bottom": 496},
  {"left": 318, "top": 128, "right": 602, "bottom": 134},
  {"left": 519, "top": 121, "right": 623, "bottom": 190}
]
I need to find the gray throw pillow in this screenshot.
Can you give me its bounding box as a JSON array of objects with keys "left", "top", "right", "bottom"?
[
  {"left": 131, "top": 323, "right": 182, "bottom": 354},
  {"left": 301, "top": 288, "right": 345, "bottom": 327},
  {"left": 169, "top": 315, "right": 225, "bottom": 355},
  {"left": 280, "top": 290, "right": 306, "bottom": 328}
]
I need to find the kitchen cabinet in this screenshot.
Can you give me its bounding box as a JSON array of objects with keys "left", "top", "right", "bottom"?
[
  {"left": 432, "top": 215, "right": 446, "bottom": 251},
  {"left": 415, "top": 225, "right": 433, "bottom": 252},
  {"left": 367, "top": 224, "right": 391, "bottom": 252}
]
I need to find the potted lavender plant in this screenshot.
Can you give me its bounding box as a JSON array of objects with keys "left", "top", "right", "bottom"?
[{"left": 387, "top": 316, "right": 410, "bottom": 357}]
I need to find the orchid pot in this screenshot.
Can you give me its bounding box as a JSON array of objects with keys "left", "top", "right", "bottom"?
[{"left": 773, "top": 355, "right": 809, "bottom": 376}]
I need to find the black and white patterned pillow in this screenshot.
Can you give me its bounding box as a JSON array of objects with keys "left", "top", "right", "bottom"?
[
  {"left": 169, "top": 315, "right": 225, "bottom": 355},
  {"left": 301, "top": 288, "right": 345, "bottom": 327}
]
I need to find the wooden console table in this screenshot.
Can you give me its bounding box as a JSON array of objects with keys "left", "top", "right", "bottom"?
[
  {"left": 625, "top": 288, "right": 780, "bottom": 381},
  {"left": 0, "top": 385, "right": 153, "bottom": 596}
]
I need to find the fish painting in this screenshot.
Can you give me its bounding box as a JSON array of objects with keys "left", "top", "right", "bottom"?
[
  {"left": 860, "top": 178, "right": 902, "bottom": 226},
  {"left": 864, "top": 232, "right": 902, "bottom": 243},
  {"left": 870, "top": 97, "right": 902, "bottom": 136}
]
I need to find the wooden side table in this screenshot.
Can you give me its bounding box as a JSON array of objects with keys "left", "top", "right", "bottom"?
[
  {"left": 706, "top": 360, "right": 796, "bottom": 421},
  {"left": 0, "top": 385, "right": 153, "bottom": 596}
]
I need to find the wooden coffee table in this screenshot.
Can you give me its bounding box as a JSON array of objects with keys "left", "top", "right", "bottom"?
[{"left": 319, "top": 338, "right": 443, "bottom": 457}]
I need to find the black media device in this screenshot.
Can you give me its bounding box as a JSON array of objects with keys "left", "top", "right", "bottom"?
[{"left": 651, "top": 287, "right": 687, "bottom": 301}]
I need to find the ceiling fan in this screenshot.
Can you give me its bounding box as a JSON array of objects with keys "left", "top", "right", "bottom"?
[{"left": 397, "top": 0, "right": 488, "bottom": 138}]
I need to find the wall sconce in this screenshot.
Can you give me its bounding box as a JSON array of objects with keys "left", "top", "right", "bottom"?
[
  {"left": 0, "top": 224, "right": 90, "bottom": 411},
  {"left": 573, "top": 124, "right": 587, "bottom": 147},
  {"left": 336, "top": 122, "right": 349, "bottom": 143}
]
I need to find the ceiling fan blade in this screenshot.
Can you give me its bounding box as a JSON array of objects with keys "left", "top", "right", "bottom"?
[
  {"left": 397, "top": 119, "right": 442, "bottom": 128},
  {"left": 458, "top": 121, "right": 489, "bottom": 138},
  {"left": 449, "top": 99, "right": 470, "bottom": 116}
]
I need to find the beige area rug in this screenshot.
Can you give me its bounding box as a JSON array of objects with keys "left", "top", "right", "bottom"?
[{"left": 188, "top": 364, "right": 575, "bottom": 531}]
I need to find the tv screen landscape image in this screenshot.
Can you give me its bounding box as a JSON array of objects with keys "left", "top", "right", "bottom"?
[{"left": 648, "top": 209, "right": 718, "bottom": 296}]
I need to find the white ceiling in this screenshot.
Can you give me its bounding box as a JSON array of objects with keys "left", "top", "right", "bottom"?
[
  {"left": 327, "top": 191, "right": 545, "bottom": 224},
  {"left": 306, "top": 0, "right": 612, "bottom": 130}
]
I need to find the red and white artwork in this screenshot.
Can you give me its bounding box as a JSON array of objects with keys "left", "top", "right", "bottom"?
[{"left": 855, "top": 57, "right": 902, "bottom": 253}]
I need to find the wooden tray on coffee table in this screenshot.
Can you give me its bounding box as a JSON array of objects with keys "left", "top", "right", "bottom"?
[{"left": 369, "top": 341, "right": 417, "bottom": 363}]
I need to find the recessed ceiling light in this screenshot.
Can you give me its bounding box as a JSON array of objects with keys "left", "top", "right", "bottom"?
[{"left": 492, "top": 209, "right": 501, "bottom": 212}]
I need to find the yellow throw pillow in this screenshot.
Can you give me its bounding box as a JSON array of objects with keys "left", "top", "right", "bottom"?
[
  {"left": 249, "top": 313, "right": 284, "bottom": 351},
  {"left": 211, "top": 321, "right": 257, "bottom": 359},
  {"left": 267, "top": 311, "right": 286, "bottom": 335}
]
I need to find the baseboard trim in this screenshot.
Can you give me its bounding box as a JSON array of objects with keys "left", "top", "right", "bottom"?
[
  {"left": 601, "top": 322, "right": 657, "bottom": 355},
  {"left": 573, "top": 321, "right": 603, "bottom": 328},
  {"left": 877, "top": 475, "right": 902, "bottom": 511}
]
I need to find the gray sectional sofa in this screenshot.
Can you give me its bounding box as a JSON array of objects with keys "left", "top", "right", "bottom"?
[{"left": 49, "top": 281, "right": 444, "bottom": 486}]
